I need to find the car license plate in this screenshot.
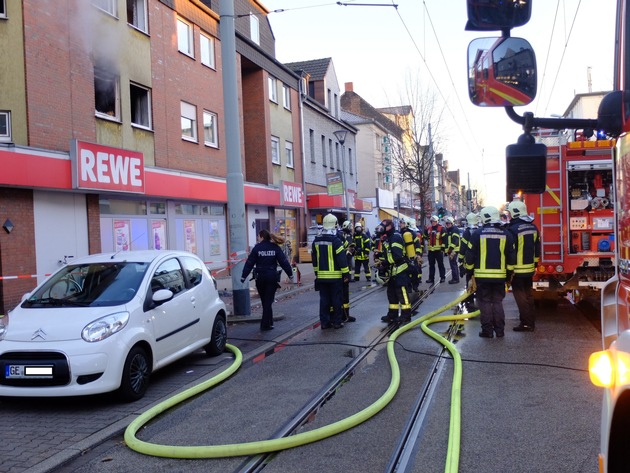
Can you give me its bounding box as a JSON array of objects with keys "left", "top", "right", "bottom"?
[{"left": 5, "top": 365, "right": 53, "bottom": 379}]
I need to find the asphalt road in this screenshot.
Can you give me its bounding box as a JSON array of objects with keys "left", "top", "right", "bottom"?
[{"left": 1, "top": 279, "right": 604, "bottom": 473}]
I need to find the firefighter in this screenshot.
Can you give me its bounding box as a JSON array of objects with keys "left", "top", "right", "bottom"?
[
  {"left": 399, "top": 217, "right": 420, "bottom": 292},
  {"left": 352, "top": 222, "right": 372, "bottom": 283},
  {"left": 337, "top": 220, "right": 356, "bottom": 322},
  {"left": 465, "top": 206, "right": 516, "bottom": 338},
  {"left": 444, "top": 216, "right": 461, "bottom": 284},
  {"left": 506, "top": 200, "right": 540, "bottom": 332},
  {"left": 378, "top": 219, "right": 412, "bottom": 324},
  {"left": 312, "top": 214, "right": 349, "bottom": 329},
  {"left": 411, "top": 220, "right": 424, "bottom": 288},
  {"left": 459, "top": 212, "right": 480, "bottom": 309},
  {"left": 423, "top": 215, "right": 446, "bottom": 284}
]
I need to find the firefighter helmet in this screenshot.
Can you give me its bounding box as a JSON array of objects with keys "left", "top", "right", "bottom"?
[
  {"left": 480, "top": 206, "right": 500, "bottom": 224},
  {"left": 466, "top": 212, "right": 479, "bottom": 228},
  {"left": 374, "top": 266, "right": 390, "bottom": 285},
  {"left": 430, "top": 215, "right": 439, "bottom": 222},
  {"left": 507, "top": 200, "right": 528, "bottom": 219},
  {"left": 445, "top": 216, "right": 455, "bottom": 224},
  {"left": 342, "top": 220, "right": 352, "bottom": 230},
  {"left": 374, "top": 224, "right": 385, "bottom": 237},
  {"left": 354, "top": 223, "right": 362, "bottom": 230},
  {"left": 322, "top": 213, "right": 338, "bottom": 230}
]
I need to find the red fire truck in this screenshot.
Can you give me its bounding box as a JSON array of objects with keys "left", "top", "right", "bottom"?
[
  {"left": 466, "top": 2, "right": 630, "bottom": 471},
  {"left": 521, "top": 138, "right": 616, "bottom": 302}
]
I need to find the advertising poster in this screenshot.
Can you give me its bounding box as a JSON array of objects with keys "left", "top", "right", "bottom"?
[
  {"left": 152, "top": 220, "right": 167, "bottom": 250},
  {"left": 184, "top": 220, "right": 197, "bottom": 253},
  {"left": 114, "top": 219, "right": 130, "bottom": 252},
  {"left": 208, "top": 221, "right": 220, "bottom": 255}
]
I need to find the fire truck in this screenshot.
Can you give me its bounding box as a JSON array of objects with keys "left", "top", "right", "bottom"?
[
  {"left": 465, "top": 1, "right": 630, "bottom": 472},
  {"left": 521, "top": 137, "right": 616, "bottom": 302}
]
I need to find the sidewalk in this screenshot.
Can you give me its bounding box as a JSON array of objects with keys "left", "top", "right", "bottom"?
[{"left": 215, "top": 263, "right": 317, "bottom": 322}]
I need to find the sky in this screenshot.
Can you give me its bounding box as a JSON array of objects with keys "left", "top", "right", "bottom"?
[{"left": 261, "top": 0, "right": 616, "bottom": 207}]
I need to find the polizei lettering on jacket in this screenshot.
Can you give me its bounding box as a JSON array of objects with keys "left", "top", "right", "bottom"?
[{"left": 257, "top": 250, "right": 277, "bottom": 256}]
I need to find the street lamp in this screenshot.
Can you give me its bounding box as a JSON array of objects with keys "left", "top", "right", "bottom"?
[{"left": 333, "top": 130, "right": 351, "bottom": 222}]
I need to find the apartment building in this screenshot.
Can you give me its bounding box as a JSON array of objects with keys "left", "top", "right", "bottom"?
[{"left": 0, "top": 0, "right": 303, "bottom": 312}]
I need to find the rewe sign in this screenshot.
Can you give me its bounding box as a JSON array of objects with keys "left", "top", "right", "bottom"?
[
  {"left": 281, "top": 180, "right": 304, "bottom": 207},
  {"left": 71, "top": 140, "right": 145, "bottom": 193}
]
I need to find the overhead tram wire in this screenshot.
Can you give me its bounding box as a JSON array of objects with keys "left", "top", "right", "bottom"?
[
  {"left": 534, "top": 0, "right": 561, "bottom": 117},
  {"left": 541, "top": 0, "right": 584, "bottom": 117},
  {"left": 391, "top": 0, "right": 485, "bottom": 169}
]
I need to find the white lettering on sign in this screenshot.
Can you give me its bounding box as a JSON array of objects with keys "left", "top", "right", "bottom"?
[
  {"left": 75, "top": 140, "right": 145, "bottom": 193},
  {"left": 282, "top": 182, "right": 304, "bottom": 206}
]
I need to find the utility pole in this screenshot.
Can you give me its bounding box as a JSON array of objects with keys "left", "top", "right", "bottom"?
[{"left": 220, "top": 0, "right": 249, "bottom": 316}]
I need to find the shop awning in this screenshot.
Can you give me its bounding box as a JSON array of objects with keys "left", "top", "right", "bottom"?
[{"left": 380, "top": 208, "right": 411, "bottom": 220}]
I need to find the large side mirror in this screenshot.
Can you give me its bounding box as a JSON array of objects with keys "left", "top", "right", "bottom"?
[
  {"left": 468, "top": 37, "right": 537, "bottom": 107},
  {"left": 506, "top": 137, "right": 547, "bottom": 195},
  {"left": 466, "top": 0, "right": 532, "bottom": 31}
]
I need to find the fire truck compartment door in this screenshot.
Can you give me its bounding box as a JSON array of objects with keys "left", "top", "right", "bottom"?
[{"left": 566, "top": 160, "right": 612, "bottom": 171}]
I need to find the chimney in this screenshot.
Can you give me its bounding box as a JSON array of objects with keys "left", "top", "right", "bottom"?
[{"left": 345, "top": 82, "right": 354, "bottom": 92}]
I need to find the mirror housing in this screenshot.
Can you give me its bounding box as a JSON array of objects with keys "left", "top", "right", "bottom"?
[
  {"left": 466, "top": 0, "right": 532, "bottom": 31},
  {"left": 468, "top": 37, "right": 536, "bottom": 107},
  {"left": 506, "top": 134, "right": 547, "bottom": 195}
]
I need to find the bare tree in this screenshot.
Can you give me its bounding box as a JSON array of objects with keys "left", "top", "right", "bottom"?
[{"left": 386, "top": 78, "right": 446, "bottom": 229}]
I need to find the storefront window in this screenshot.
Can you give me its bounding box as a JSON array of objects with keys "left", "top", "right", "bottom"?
[
  {"left": 274, "top": 209, "right": 297, "bottom": 263},
  {"left": 100, "top": 199, "right": 147, "bottom": 215},
  {"left": 149, "top": 202, "right": 166, "bottom": 215}
]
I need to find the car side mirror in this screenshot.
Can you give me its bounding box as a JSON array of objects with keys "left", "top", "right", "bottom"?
[
  {"left": 466, "top": 0, "right": 532, "bottom": 31},
  {"left": 468, "top": 37, "right": 537, "bottom": 107},
  {"left": 152, "top": 289, "right": 174, "bottom": 305}
]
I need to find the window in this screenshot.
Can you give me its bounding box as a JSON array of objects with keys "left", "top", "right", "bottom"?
[
  {"left": 282, "top": 85, "right": 291, "bottom": 110},
  {"left": 130, "top": 83, "right": 152, "bottom": 129},
  {"left": 285, "top": 141, "right": 294, "bottom": 168},
  {"left": 0, "top": 111, "right": 11, "bottom": 142},
  {"left": 200, "top": 33, "right": 216, "bottom": 69},
  {"left": 181, "top": 101, "right": 197, "bottom": 141},
  {"left": 321, "top": 135, "right": 326, "bottom": 167},
  {"left": 336, "top": 142, "right": 340, "bottom": 170},
  {"left": 348, "top": 148, "right": 354, "bottom": 174},
  {"left": 94, "top": 68, "right": 120, "bottom": 120},
  {"left": 177, "top": 17, "right": 194, "bottom": 57},
  {"left": 309, "top": 130, "right": 315, "bottom": 163},
  {"left": 203, "top": 110, "right": 218, "bottom": 148},
  {"left": 0, "top": 0, "right": 6, "bottom": 18},
  {"left": 271, "top": 136, "right": 280, "bottom": 164},
  {"left": 329, "top": 139, "right": 334, "bottom": 168},
  {"left": 127, "top": 0, "right": 147, "bottom": 32},
  {"left": 181, "top": 256, "right": 204, "bottom": 287},
  {"left": 268, "top": 77, "right": 277, "bottom": 103},
  {"left": 92, "top": 0, "right": 117, "bottom": 16},
  {"left": 250, "top": 13, "right": 260, "bottom": 45}
]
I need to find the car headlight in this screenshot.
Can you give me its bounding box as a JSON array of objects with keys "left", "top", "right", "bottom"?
[
  {"left": 0, "top": 314, "right": 8, "bottom": 340},
  {"left": 82, "top": 312, "right": 129, "bottom": 342}
]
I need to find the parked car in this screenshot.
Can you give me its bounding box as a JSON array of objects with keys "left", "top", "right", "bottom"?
[{"left": 0, "top": 250, "right": 227, "bottom": 401}]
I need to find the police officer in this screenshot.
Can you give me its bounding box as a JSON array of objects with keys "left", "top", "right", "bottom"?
[
  {"left": 378, "top": 219, "right": 412, "bottom": 324},
  {"left": 444, "top": 216, "right": 461, "bottom": 284},
  {"left": 424, "top": 215, "right": 446, "bottom": 284},
  {"left": 399, "top": 217, "right": 420, "bottom": 292},
  {"left": 312, "top": 214, "right": 350, "bottom": 329},
  {"left": 506, "top": 200, "right": 540, "bottom": 332},
  {"left": 352, "top": 222, "right": 372, "bottom": 282},
  {"left": 241, "top": 229, "right": 294, "bottom": 331},
  {"left": 465, "top": 206, "right": 516, "bottom": 338}
]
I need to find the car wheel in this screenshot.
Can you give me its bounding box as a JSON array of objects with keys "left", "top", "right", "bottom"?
[
  {"left": 205, "top": 315, "right": 227, "bottom": 356},
  {"left": 117, "top": 346, "right": 151, "bottom": 402}
]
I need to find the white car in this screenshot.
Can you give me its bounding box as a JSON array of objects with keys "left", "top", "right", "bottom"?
[{"left": 0, "top": 250, "right": 227, "bottom": 401}]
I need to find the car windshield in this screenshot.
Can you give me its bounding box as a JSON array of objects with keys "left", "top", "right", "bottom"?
[{"left": 22, "top": 261, "right": 150, "bottom": 308}]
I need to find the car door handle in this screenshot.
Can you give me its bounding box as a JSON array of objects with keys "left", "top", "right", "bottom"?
[{"left": 190, "top": 296, "right": 196, "bottom": 304}]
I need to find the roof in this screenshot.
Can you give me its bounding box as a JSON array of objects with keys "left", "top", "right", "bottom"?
[
  {"left": 340, "top": 91, "right": 404, "bottom": 139},
  {"left": 284, "top": 58, "right": 332, "bottom": 80}
]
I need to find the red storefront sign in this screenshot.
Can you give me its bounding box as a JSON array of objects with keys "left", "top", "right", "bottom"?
[
  {"left": 281, "top": 180, "right": 304, "bottom": 207},
  {"left": 71, "top": 140, "right": 145, "bottom": 193}
]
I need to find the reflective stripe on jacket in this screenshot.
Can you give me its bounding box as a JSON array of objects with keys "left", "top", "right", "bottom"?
[
  {"left": 353, "top": 232, "right": 372, "bottom": 260},
  {"left": 507, "top": 218, "right": 540, "bottom": 276},
  {"left": 384, "top": 231, "right": 408, "bottom": 276},
  {"left": 312, "top": 233, "right": 349, "bottom": 281},
  {"left": 465, "top": 224, "right": 515, "bottom": 282}
]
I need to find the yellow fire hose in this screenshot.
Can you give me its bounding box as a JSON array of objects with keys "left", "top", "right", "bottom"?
[{"left": 125, "top": 289, "right": 479, "bottom": 473}]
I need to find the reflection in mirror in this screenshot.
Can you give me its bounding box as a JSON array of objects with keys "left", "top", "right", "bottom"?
[
  {"left": 466, "top": 0, "right": 531, "bottom": 31},
  {"left": 468, "top": 37, "right": 537, "bottom": 107}
]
